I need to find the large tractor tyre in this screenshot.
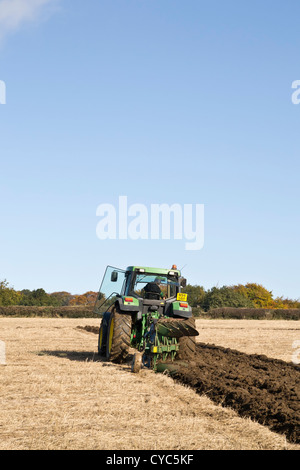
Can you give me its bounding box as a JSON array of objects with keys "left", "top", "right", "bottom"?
[
  {"left": 98, "top": 312, "right": 111, "bottom": 356},
  {"left": 106, "top": 307, "right": 132, "bottom": 363},
  {"left": 177, "top": 317, "right": 197, "bottom": 360}
]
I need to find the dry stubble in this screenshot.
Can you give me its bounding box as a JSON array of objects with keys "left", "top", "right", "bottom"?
[{"left": 0, "top": 318, "right": 299, "bottom": 450}]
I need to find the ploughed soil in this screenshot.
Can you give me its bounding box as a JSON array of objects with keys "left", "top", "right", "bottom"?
[
  {"left": 172, "top": 343, "right": 300, "bottom": 444},
  {"left": 78, "top": 325, "right": 299, "bottom": 444}
]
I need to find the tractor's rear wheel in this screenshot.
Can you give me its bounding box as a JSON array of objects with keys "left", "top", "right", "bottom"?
[
  {"left": 98, "top": 312, "right": 110, "bottom": 356},
  {"left": 106, "top": 307, "right": 132, "bottom": 363},
  {"left": 177, "top": 318, "right": 197, "bottom": 360}
]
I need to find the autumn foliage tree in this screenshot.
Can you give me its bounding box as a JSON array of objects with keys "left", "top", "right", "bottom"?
[
  {"left": 69, "top": 291, "right": 98, "bottom": 306},
  {"left": 232, "top": 283, "right": 274, "bottom": 308},
  {"left": 0, "top": 280, "right": 22, "bottom": 306}
]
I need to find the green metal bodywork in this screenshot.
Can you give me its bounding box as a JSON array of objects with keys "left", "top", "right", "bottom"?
[{"left": 130, "top": 311, "right": 180, "bottom": 371}]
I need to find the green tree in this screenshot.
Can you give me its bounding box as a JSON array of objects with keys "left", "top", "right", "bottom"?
[
  {"left": 201, "top": 286, "right": 255, "bottom": 311},
  {"left": 183, "top": 284, "right": 206, "bottom": 307},
  {"left": 49, "top": 292, "right": 73, "bottom": 306},
  {"left": 0, "top": 280, "right": 22, "bottom": 306},
  {"left": 20, "top": 288, "right": 55, "bottom": 306}
]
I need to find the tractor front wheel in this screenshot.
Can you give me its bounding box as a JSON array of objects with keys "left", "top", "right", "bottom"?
[{"left": 106, "top": 307, "right": 132, "bottom": 363}]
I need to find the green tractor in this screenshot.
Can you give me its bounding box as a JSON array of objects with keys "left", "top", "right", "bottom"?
[{"left": 94, "top": 265, "right": 199, "bottom": 373}]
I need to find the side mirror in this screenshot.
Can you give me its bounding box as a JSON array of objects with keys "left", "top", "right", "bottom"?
[
  {"left": 111, "top": 271, "right": 118, "bottom": 282},
  {"left": 180, "top": 278, "right": 187, "bottom": 288}
]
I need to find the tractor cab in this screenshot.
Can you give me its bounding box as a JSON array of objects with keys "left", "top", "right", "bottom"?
[
  {"left": 125, "top": 267, "right": 182, "bottom": 300},
  {"left": 94, "top": 265, "right": 187, "bottom": 316}
]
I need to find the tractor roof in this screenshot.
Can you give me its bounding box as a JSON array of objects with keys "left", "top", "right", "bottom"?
[{"left": 126, "top": 266, "right": 181, "bottom": 276}]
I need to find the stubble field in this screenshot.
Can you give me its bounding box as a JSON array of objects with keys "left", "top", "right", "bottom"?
[{"left": 0, "top": 317, "right": 299, "bottom": 450}]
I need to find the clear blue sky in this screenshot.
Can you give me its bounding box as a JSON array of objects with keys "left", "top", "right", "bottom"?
[{"left": 0, "top": 0, "right": 299, "bottom": 299}]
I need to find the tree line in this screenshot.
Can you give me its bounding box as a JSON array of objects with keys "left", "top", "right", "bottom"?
[
  {"left": 183, "top": 283, "right": 300, "bottom": 310},
  {"left": 0, "top": 280, "right": 97, "bottom": 307},
  {"left": 0, "top": 279, "right": 299, "bottom": 310}
]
